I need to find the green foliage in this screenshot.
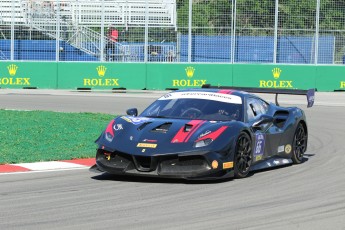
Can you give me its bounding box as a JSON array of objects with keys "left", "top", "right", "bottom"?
[
  {"left": 319, "top": 0, "right": 345, "bottom": 30},
  {"left": 0, "top": 110, "right": 114, "bottom": 164},
  {"left": 176, "top": 0, "right": 345, "bottom": 35}
]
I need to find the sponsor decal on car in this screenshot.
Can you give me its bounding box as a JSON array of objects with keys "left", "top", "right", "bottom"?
[
  {"left": 142, "top": 139, "right": 158, "bottom": 143},
  {"left": 121, "top": 116, "right": 152, "bottom": 125},
  {"left": 113, "top": 123, "right": 123, "bottom": 131},
  {"left": 223, "top": 162, "right": 233, "bottom": 169},
  {"left": 212, "top": 160, "right": 219, "bottom": 169},
  {"left": 278, "top": 145, "right": 285, "bottom": 153},
  {"left": 254, "top": 133, "right": 265, "bottom": 160},
  {"left": 195, "top": 126, "right": 228, "bottom": 142},
  {"left": 137, "top": 143, "right": 157, "bottom": 148},
  {"left": 159, "top": 91, "right": 242, "bottom": 104},
  {"left": 198, "top": 130, "right": 212, "bottom": 139},
  {"left": 256, "top": 155, "right": 262, "bottom": 161},
  {"left": 285, "top": 144, "right": 292, "bottom": 154}
]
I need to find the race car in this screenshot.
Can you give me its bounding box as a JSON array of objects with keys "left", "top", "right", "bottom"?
[{"left": 90, "top": 86, "right": 314, "bottom": 180}]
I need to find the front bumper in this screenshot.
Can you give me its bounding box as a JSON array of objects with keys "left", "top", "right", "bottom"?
[{"left": 91, "top": 148, "right": 234, "bottom": 180}]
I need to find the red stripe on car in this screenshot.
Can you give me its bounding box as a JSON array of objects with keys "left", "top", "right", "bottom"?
[
  {"left": 195, "top": 126, "right": 228, "bottom": 142},
  {"left": 184, "top": 120, "right": 207, "bottom": 142},
  {"left": 105, "top": 120, "right": 115, "bottom": 136},
  {"left": 218, "top": 90, "right": 233, "bottom": 94},
  {"left": 171, "top": 120, "right": 205, "bottom": 143}
]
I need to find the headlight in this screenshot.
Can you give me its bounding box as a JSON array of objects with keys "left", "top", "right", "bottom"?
[{"left": 194, "top": 138, "right": 213, "bottom": 148}]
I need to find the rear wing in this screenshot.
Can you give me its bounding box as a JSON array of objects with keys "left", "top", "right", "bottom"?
[{"left": 201, "top": 84, "right": 315, "bottom": 108}]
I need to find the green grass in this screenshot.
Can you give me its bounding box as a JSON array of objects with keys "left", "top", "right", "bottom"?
[{"left": 0, "top": 110, "right": 115, "bottom": 164}]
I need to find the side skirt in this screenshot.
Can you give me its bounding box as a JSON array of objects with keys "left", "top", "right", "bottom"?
[{"left": 250, "top": 157, "right": 293, "bottom": 172}]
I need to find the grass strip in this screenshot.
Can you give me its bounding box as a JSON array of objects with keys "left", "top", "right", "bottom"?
[{"left": 0, "top": 110, "right": 114, "bottom": 164}]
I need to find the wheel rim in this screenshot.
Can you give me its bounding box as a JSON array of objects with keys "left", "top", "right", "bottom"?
[
  {"left": 235, "top": 135, "right": 252, "bottom": 174},
  {"left": 294, "top": 125, "right": 306, "bottom": 161}
]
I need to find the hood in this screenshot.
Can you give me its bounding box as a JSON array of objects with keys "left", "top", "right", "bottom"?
[{"left": 96, "top": 116, "right": 234, "bottom": 156}]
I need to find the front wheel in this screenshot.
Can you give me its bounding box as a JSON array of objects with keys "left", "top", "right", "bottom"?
[
  {"left": 291, "top": 123, "right": 307, "bottom": 164},
  {"left": 234, "top": 132, "right": 253, "bottom": 178}
]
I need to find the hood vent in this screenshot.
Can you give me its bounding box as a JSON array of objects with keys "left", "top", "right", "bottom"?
[
  {"left": 184, "top": 124, "right": 193, "bottom": 132},
  {"left": 151, "top": 122, "right": 172, "bottom": 133},
  {"left": 137, "top": 122, "right": 152, "bottom": 131}
]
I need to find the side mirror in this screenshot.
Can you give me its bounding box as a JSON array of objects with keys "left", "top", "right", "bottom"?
[
  {"left": 252, "top": 114, "right": 274, "bottom": 130},
  {"left": 126, "top": 108, "right": 138, "bottom": 116}
]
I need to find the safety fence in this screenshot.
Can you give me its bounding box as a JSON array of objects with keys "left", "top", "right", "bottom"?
[
  {"left": 0, "top": 62, "right": 344, "bottom": 91},
  {"left": 1, "top": 0, "right": 345, "bottom": 64}
]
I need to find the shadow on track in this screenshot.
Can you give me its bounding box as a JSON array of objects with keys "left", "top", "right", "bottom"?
[
  {"left": 91, "top": 173, "right": 234, "bottom": 184},
  {"left": 90, "top": 154, "right": 314, "bottom": 184}
]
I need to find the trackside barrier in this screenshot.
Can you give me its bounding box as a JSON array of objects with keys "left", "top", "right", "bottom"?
[
  {"left": 0, "top": 62, "right": 57, "bottom": 89},
  {"left": 145, "top": 63, "right": 233, "bottom": 90},
  {"left": 57, "top": 63, "right": 146, "bottom": 90},
  {"left": 316, "top": 66, "right": 345, "bottom": 91},
  {"left": 230, "top": 64, "right": 344, "bottom": 91},
  {"left": 232, "top": 64, "right": 317, "bottom": 90},
  {"left": 0, "top": 62, "right": 344, "bottom": 91}
]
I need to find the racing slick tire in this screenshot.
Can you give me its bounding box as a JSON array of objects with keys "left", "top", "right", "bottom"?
[
  {"left": 291, "top": 122, "right": 307, "bottom": 164},
  {"left": 234, "top": 132, "right": 253, "bottom": 178}
]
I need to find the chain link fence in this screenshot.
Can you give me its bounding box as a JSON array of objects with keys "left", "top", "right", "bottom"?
[{"left": 1, "top": 0, "right": 344, "bottom": 64}]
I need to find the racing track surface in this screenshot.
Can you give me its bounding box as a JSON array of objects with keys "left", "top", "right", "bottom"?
[{"left": 0, "top": 89, "right": 345, "bottom": 230}]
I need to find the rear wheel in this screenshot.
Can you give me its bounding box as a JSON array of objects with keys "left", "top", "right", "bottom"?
[
  {"left": 291, "top": 123, "right": 307, "bottom": 164},
  {"left": 234, "top": 132, "right": 253, "bottom": 178}
]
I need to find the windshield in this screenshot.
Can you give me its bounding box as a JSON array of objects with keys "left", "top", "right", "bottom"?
[{"left": 140, "top": 97, "right": 243, "bottom": 121}]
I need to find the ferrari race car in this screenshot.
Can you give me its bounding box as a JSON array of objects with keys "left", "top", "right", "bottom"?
[{"left": 90, "top": 86, "right": 315, "bottom": 180}]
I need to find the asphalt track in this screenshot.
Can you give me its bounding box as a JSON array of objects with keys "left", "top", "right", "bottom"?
[{"left": 0, "top": 89, "right": 345, "bottom": 230}]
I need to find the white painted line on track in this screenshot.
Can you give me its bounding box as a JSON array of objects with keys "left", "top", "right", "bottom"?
[
  {"left": 0, "top": 167, "right": 90, "bottom": 176},
  {"left": 14, "top": 161, "right": 89, "bottom": 171}
]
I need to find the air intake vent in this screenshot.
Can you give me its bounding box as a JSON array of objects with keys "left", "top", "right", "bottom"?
[
  {"left": 137, "top": 122, "right": 152, "bottom": 131},
  {"left": 151, "top": 123, "right": 172, "bottom": 133},
  {"left": 184, "top": 124, "right": 193, "bottom": 132}
]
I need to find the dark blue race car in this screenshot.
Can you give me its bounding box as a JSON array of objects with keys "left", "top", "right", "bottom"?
[{"left": 90, "top": 86, "right": 315, "bottom": 180}]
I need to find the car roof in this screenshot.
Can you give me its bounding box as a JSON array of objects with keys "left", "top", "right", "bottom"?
[
  {"left": 174, "top": 88, "right": 253, "bottom": 99},
  {"left": 165, "top": 88, "right": 258, "bottom": 105}
]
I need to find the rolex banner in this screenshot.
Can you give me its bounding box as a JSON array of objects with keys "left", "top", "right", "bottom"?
[
  {"left": 57, "top": 63, "right": 146, "bottom": 90},
  {"left": 0, "top": 62, "right": 344, "bottom": 91},
  {"left": 232, "top": 64, "right": 316, "bottom": 90},
  {"left": 0, "top": 62, "right": 57, "bottom": 89},
  {"left": 146, "top": 63, "right": 233, "bottom": 90},
  {"left": 316, "top": 66, "right": 345, "bottom": 91}
]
